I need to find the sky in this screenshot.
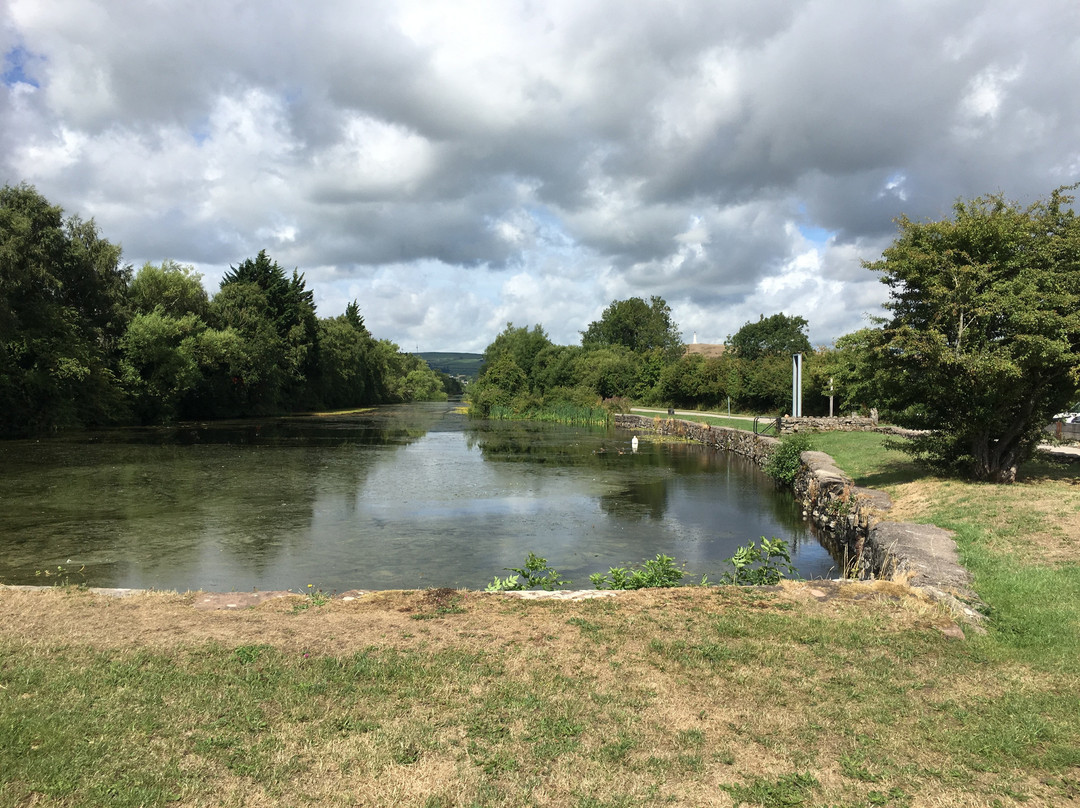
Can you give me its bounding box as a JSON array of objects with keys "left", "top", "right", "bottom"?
[{"left": 3, "top": 1, "right": 1079, "bottom": 352}]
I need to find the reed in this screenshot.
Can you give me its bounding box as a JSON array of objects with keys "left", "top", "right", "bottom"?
[{"left": 487, "top": 403, "right": 612, "bottom": 426}]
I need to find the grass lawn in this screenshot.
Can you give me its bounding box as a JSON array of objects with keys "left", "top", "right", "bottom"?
[{"left": 1, "top": 432, "right": 1078, "bottom": 807}]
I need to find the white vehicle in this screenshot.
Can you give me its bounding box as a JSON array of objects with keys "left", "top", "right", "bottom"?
[{"left": 1052, "top": 408, "right": 1080, "bottom": 424}]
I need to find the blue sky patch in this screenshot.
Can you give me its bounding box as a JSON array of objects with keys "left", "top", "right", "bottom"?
[
  {"left": 797, "top": 224, "right": 834, "bottom": 245},
  {"left": 3, "top": 46, "right": 41, "bottom": 88}
]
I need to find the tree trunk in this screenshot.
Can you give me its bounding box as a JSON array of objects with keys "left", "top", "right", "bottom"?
[{"left": 971, "top": 437, "right": 1020, "bottom": 483}]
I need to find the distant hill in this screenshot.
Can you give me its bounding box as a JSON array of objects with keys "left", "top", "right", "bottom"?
[
  {"left": 417, "top": 352, "right": 485, "bottom": 381},
  {"left": 685, "top": 343, "right": 727, "bottom": 358}
]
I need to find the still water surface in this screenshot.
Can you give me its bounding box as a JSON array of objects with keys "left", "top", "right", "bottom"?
[{"left": 0, "top": 403, "right": 836, "bottom": 591}]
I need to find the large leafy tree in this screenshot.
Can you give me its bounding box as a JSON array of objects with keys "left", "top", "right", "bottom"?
[
  {"left": 317, "top": 308, "right": 373, "bottom": 408},
  {"left": 121, "top": 261, "right": 213, "bottom": 421},
  {"left": 867, "top": 187, "right": 1080, "bottom": 482},
  {"left": 581, "top": 296, "right": 682, "bottom": 357},
  {"left": 0, "top": 183, "right": 131, "bottom": 434},
  {"left": 729, "top": 312, "right": 812, "bottom": 360},
  {"left": 220, "top": 250, "right": 319, "bottom": 405},
  {"left": 813, "top": 328, "right": 891, "bottom": 415},
  {"left": 129, "top": 259, "right": 209, "bottom": 319},
  {"left": 481, "top": 323, "right": 553, "bottom": 380}
]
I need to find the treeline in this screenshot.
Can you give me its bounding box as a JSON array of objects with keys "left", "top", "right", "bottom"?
[
  {"left": 0, "top": 184, "right": 453, "bottom": 436},
  {"left": 469, "top": 300, "right": 835, "bottom": 418}
]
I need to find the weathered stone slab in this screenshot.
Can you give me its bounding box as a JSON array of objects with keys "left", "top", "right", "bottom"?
[{"left": 867, "top": 521, "right": 971, "bottom": 593}]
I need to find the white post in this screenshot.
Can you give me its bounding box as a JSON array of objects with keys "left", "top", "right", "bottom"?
[{"left": 792, "top": 353, "right": 803, "bottom": 418}]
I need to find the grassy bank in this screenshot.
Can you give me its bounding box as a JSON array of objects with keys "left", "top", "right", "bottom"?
[
  {"left": 1, "top": 433, "right": 1078, "bottom": 807},
  {"left": 809, "top": 432, "right": 1080, "bottom": 674}
]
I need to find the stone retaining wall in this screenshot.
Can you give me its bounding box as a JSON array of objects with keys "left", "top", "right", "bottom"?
[
  {"left": 780, "top": 415, "right": 879, "bottom": 433},
  {"left": 779, "top": 416, "right": 923, "bottom": 437},
  {"left": 1046, "top": 419, "right": 1080, "bottom": 441},
  {"left": 615, "top": 413, "right": 980, "bottom": 621},
  {"left": 615, "top": 414, "right": 881, "bottom": 568},
  {"left": 615, "top": 413, "right": 779, "bottom": 465}
]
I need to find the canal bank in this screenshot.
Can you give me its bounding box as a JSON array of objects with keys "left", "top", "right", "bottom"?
[{"left": 615, "top": 413, "right": 985, "bottom": 627}]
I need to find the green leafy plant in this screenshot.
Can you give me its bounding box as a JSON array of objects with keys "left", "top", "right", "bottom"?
[
  {"left": 825, "top": 495, "right": 852, "bottom": 518},
  {"left": 292, "top": 584, "right": 332, "bottom": 612},
  {"left": 720, "top": 538, "right": 799, "bottom": 586},
  {"left": 764, "top": 434, "right": 812, "bottom": 485},
  {"left": 484, "top": 574, "right": 523, "bottom": 592},
  {"left": 486, "top": 552, "right": 569, "bottom": 592},
  {"left": 590, "top": 554, "right": 686, "bottom": 590}
]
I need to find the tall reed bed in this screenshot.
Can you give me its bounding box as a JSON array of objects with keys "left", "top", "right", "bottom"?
[{"left": 487, "top": 403, "right": 612, "bottom": 426}]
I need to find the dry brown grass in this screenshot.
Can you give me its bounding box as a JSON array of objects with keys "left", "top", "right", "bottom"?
[
  {"left": 0, "top": 583, "right": 949, "bottom": 658},
  {"left": 885, "top": 474, "right": 1080, "bottom": 564},
  {"left": 3, "top": 582, "right": 1078, "bottom": 807}
]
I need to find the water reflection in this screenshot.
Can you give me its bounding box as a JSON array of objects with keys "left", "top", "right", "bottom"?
[{"left": 0, "top": 403, "right": 837, "bottom": 591}]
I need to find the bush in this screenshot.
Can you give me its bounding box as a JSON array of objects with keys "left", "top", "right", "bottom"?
[
  {"left": 720, "top": 538, "right": 799, "bottom": 585},
  {"left": 590, "top": 554, "right": 687, "bottom": 590},
  {"left": 485, "top": 553, "right": 569, "bottom": 592},
  {"left": 764, "top": 434, "right": 812, "bottom": 484}
]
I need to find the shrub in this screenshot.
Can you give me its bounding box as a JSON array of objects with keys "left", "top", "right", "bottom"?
[
  {"left": 720, "top": 538, "right": 799, "bottom": 585},
  {"left": 485, "top": 552, "right": 569, "bottom": 592},
  {"left": 590, "top": 554, "right": 687, "bottom": 590},
  {"left": 764, "top": 434, "right": 812, "bottom": 484}
]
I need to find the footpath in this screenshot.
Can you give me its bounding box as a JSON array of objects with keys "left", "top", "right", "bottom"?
[{"left": 631, "top": 407, "right": 1080, "bottom": 460}]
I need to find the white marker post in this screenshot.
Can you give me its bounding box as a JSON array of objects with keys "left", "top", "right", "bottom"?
[{"left": 792, "top": 353, "right": 803, "bottom": 418}]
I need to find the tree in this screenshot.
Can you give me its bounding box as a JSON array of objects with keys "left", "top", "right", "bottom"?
[
  {"left": 729, "top": 313, "right": 812, "bottom": 361},
  {"left": 813, "top": 329, "right": 890, "bottom": 416},
  {"left": 481, "top": 323, "right": 552, "bottom": 381},
  {"left": 207, "top": 282, "right": 287, "bottom": 414},
  {"left": 573, "top": 345, "right": 639, "bottom": 399},
  {"left": 317, "top": 306, "right": 379, "bottom": 409},
  {"left": 0, "top": 183, "right": 131, "bottom": 433},
  {"left": 120, "top": 309, "right": 207, "bottom": 422},
  {"left": 867, "top": 187, "right": 1080, "bottom": 482},
  {"left": 129, "top": 260, "right": 209, "bottom": 319},
  {"left": 220, "top": 250, "right": 319, "bottom": 406},
  {"left": 469, "top": 354, "right": 528, "bottom": 416},
  {"left": 581, "top": 296, "right": 682, "bottom": 357}
]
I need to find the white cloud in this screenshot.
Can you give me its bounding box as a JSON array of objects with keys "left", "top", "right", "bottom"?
[{"left": 3, "top": 0, "right": 1078, "bottom": 353}]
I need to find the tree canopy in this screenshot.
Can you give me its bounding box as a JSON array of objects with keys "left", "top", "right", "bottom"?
[
  {"left": 581, "top": 296, "right": 682, "bottom": 357},
  {"left": 0, "top": 183, "right": 131, "bottom": 432},
  {"left": 867, "top": 186, "right": 1080, "bottom": 482},
  {"left": 0, "top": 184, "right": 449, "bottom": 435},
  {"left": 729, "top": 313, "right": 812, "bottom": 360}
]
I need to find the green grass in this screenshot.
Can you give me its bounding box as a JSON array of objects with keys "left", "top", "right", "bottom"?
[
  {"left": 801, "top": 430, "right": 1080, "bottom": 674},
  {"left": 3, "top": 583, "right": 1079, "bottom": 806},
  {"left": 801, "top": 430, "right": 922, "bottom": 487}
]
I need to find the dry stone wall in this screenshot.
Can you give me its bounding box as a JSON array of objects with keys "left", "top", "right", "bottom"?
[
  {"left": 780, "top": 415, "right": 878, "bottom": 433},
  {"left": 615, "top": 414, "right": 779, "bottom": 465},
  {"left": 615, "top": 414, "right": 881, "bottom": 569},
  {"left": 615, "top": 414, "right": 980, "bottom": 622}
]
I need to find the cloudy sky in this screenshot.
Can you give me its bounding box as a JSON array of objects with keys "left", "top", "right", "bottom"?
[{"left": 3, "top": 1, "right": 1078, "bottom": 351}]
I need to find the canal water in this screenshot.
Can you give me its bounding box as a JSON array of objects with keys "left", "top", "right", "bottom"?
[{"left": 0, "top": 402, "right": 837, "bottom": 592}]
